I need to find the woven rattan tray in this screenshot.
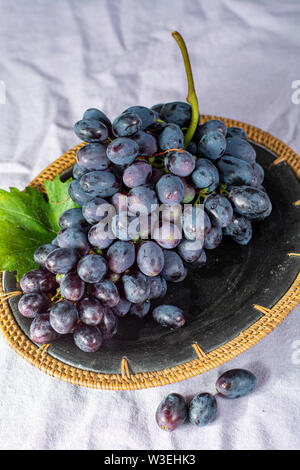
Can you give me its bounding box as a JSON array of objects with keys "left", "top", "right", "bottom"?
[{"left": 0, "top": 115, "right": 300, "bottom": 390}]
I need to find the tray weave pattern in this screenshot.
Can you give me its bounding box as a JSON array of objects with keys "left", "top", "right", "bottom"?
[{"left": 0, "top": 116, "right": 299, "bottom": 390}]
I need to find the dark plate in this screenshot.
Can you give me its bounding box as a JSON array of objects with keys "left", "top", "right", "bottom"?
[{"left": 3, "top": 143, "right": 300, "bottom": 374}]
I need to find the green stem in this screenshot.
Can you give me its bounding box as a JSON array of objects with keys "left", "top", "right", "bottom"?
[{"left": 172, "top": 31, "right": 199, "bottom": 149}]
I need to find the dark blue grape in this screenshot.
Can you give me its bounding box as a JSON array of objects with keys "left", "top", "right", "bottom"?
[
  {"left": 196, "top": 120, "right": 227, "bottom": 139},
  {"left": 60, "top": 272, "right": 85, "bottom": 301},
  {"left": 217, "top": 155, "right": 255, "bottom": 186},
  {"left": 128, "top": 185, "right": 158, "bottom": 215},
  {"left": 30, "top": 313, "right": 61, "bottom": 344},
  {"left": 68, "top": 179, "right": 96, "bottom": 206},
  {"left": 45, "top": 248, "right": 79, "bottom": 274},
  {"left": 20, "top": 269, "right": 57, "bottom": 293},
  {"left": 99, "top": 308, "right": 118, "bottom": 339},
  {"left": 216, "top": 369, "right": 257, "bottom": 398},
  {"left": 73, "top": 324, "right": 103, "bottom": 352},
  {"left": 149, "top": 275, "right": 167, "bottom": 299},
  {"left": 106, "top": 137, "right": 139, "bottom": 166},
  {"left": 82, "top": 197, "right": 112, "bottom": 225},
  {"left": 76, "top": 143, "right": 110, "bottom": 171},
  {"left": 204, "top": 194, "right": 233, "bottom": 228},
  {"left": 131, "top": 131, "right": 157, "bottom": 156},
  {"left": 151, "top": 103, "right": 164, "bottom": 114},
  {"left": 182, "top": 178, "right": 196, "bottom": 203},
  {"left": 165, "top": 150, "right": 195, "bottom": 177},
  {"left": 223, "top": 213, "right": 253, "bottom": 245},
  {"left": 191, "top": 158, "right": 219, "bottom": 191},
  {"left": 111, "top": 212, "right": 137, "bottom": 241},
  {"left": 190, "top": 249, "right": 207, "bottom": 269},
  {"left": 177, "top": 238, "right": 203, "bottom": 263},
  {"left": 34, "top": 244, "right": 58, "bottom": 268},
  {"left": 78, "top": 297, "right": 105, "bottom": 325},
  {"left": 253, "top": 162, "right": 264, "bottom": 186},
  {"left": 182, "top": 205, "right": 211, "bottom": 241},
  {"left": 188, "top": 393, "right": 217, "bottom": 427},
  {"left": 107, "top": 241, "right": 135, "bottom": 273},
  {"left": 111, "top": 192, "right": 128, "bottom": 212},
  {"left": 112, "top": 112, "right": 142, "bottom": 137},
  {"left": 198, "top": 130, "right": 226, "bottom": 160},
  {"left": 160, "top": 101, "right": 192, "bottom": 128},
  {"left": 74, "top": 119, "right": 108, "bottom": 143},
  {"left": 123, "top": 106, "right": 158, "bottom": 130},
  {"left": 123, "top": 161, "right": 152, "bottom": 188},
  {"left": 82, "top": 108, "right": 112, "bottom": 133},
  {"left": 130, "top": 299, "right": 150, "bottom": 318},
  {"left": 80, "top": 170, "right": 120, "bottom": 197},
  {"left": 152, "top": 221, "right": 181, "bottom": 249},
  {"left": 158, "top": 124, "right": 184, "bottom": 151},
  {"left": 204, "top": 225, "right": 223, "bottom": 249},
  {"left": 161, "top": 250, "right": 185, "bottom": 282},
  {"left": 226, "top": 136, "right": 256, "bottom": 164},
  {"left": 111, "top": 297, "right": 131, "bottom": 317},
  {"left": 77, "top": 254, "right": 107, "bottom": 283},
  {"left": 226, "top": 126, "right": 247, "bottom": 140},
  {"left": 88, "top": 221, "right": 114, "bottom": 249},
  {"left": 50, "top": 300, "right": 78, "bottom": 334},
  {"left": 73, "top": 163, "right": 90, "bottom": 180},
  {"left": 59, "top": 207, "right": 90, "bottom": 231},
  {"left": 122, "top": 271, "right": 150, "bottom": 304},
  {"left": 91, "top": 279, "right": 120, "bottom": 307},
  {"left": 57, "top": 227, "right": 90, "bottom": 255},
  {"left": 156, "top": 174, "right": 184, "bottom": 206},
  {"left": 18, "top": 293, "right": 48, "bottom": 318},
  {"left": 153, "top": 304, "right": 185, "bottom": 329},
  {"left": 228, "top": 186, "right": 272, "bottom": 220},
  {"left": 155, "top": 393, "right": 187, "bottom": 431},
  {"left": 137, "top": 241, "right": 164, "bottom": 276}
]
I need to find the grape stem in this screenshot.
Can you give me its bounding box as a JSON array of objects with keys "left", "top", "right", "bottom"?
[{"left": 172, "top": 31, "right": 199, "bottom": 149}]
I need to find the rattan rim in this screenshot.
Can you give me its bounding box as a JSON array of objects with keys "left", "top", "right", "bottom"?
[{"left": 0, "top": 115, "right": 299, "bottom": 390}]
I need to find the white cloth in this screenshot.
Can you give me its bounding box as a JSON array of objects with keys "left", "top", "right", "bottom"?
[{"left": 0, "top": 0, "right": 299, "bottom": 450}]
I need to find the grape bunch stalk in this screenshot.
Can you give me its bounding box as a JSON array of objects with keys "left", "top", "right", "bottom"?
[{"left": 17, "top": 32, "right": 272, "bottom": 354}]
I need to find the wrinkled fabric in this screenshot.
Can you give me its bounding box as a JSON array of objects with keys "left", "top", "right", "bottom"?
[{"left": 0, "top": 0, "right": 299, "bottom": 450}]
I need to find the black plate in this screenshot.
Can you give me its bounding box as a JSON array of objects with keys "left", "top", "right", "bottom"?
[{"left": 3, "top": 143, "right": 300, "bottom": 374}]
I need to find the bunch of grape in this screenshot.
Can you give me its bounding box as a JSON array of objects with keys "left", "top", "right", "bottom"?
[{"left": 18, "top": 103, "right": 272, "bottom": 353}]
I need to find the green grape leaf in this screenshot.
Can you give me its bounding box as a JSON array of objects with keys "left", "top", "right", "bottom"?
[{"left": 0, "top": 176, "right": 77, "bottom": 280}]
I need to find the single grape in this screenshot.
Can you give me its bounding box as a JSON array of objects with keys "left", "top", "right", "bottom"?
[
  {"left": 156, "top": 394, "right": 187, "bottom": 432},
  {"left": 106, "top": 137, "right": 139, "bottom": 166},
  {"left": 82, "top": 108, "right": 112, "bottom": 133},
  {"left": 73, "top": 324, "right": 103, "bottom": 352},
  {"left": 80, "top": 170, "right": 120, "bottom": 197},
  {"left": 217, "top": 155, "right": 255, "bottom": 186},
  {"left": 172, "top": 266, "right": 187, "bottom": 283},
  {"left": 122, "top": 271, "right": 150, "bottom": 304},
  {"left": 226, "top": 126, "right": 247, "bottom": 139},
  {"left": 204, "top": 194, "right": 233, "bottom": 228},
  {"left": 160, "top": 101, "right": 192, "bottom": 128},
  {"left": 59, "top": 208, "right": 90, "bottom": 231},
  {"left": 152, "top": 221, "right": 181, "bottom": 249},
  {"left": 88, "top": 221, "right": 114, "bottom": 249},
  {"left": 131, "top": 131, "right": 157, "bottom": 156},
  {"left": 123, "top": 161, "right": 152, "bottom": 188},
  {"left": 127, "top": 185, "right": 158, "bottom": 216},
  {"left": 123, "top": 106, "right": 158, "bottom": 130},
  {"left": 177, "top": 238, "right": 203, "bottom": 263},
  {"left": 74, "top": 119, "right": 108, "bottom": 143},
  {"left": 190, "top": 249, "right": 207, "bottom": 269},
  {"left": 161, "top": 250, "right": 185, "bottom": 282},
  {"left": 188, "top": 393, "right": 217, "bottom": 427},
  {"left": 216, "top": 369, "right": 257, "bottom": 398},
  {"left": 30, "top": 313, "right": 61, "bottom": 344},
  {"left": 153, "top": 305, "right": 185, "bottom": 329},
  {"left": 228, "top": 185, "right": 272, "bottom": 220},
  {"left": 223, "top": 213, "right": 253, "bottom": 245},
  {"left": 196, "top": 119, "right": 227, "bottom": 139},
  {"left": 107, "top": 241, "right": 135, "bottom": 273},
  {"left": 158, "top": 123, "right": 184, "bottom": 151},
  {"left": 76, "top": 143, "right": 110, "bottom": 171},
  {"left": 165, "top": 150, "right": 195, "bottom": 177},
  {"left": 111, "top": 212, "right": 138, "bottom": 241},
  {"left": 72, "top": 163, "right": 89, "bottom": 180},
  {"left": 156, "top": 174, "right": 184, "bottom": 206},
  {"left": 99, "top": 308, "right": 118, "bottom": 339},
  {"left": 33, "top": 244, "right": 58, "bottom": 268},
  {"left": 130, "top": 299, "right": 150, "bottom": 318},
  {"left": 68, "top": 179, "right": 96, "bottom": 206},
  {"left": 60, "top": 272, "right": 85, "bottom": 301},
  {"left": 226, "top": 136, "right": 256, "bottom": 164},
  {"left": 111, "top": 297, "right": 131, "bottom": 317},
  {"left": 198, "top": 130, "right": 226, "bottom": 161},
  {"left": 149, "top": 276, "right": 167, "bottom": 299},
  {"left": 182, "top": 205, "right": 211, "bottom": 241},
  {"left": 111, "top": 192, "right": 128, "bottom": 212},
  {"left": 50, "top": 300, "right": 78, "bottom": 334},
  {"left": 18, "top": 293, "right": 48, "bottom": 318},
  {"left": 77, "top": 254, "right": 107, "bottom": 283},
  {"left": 57, "top": 227, "right": 90, "bottom": 255},
  {"left": 191, "top": 158, "right": 219, "bottom": 192},
  {"left": 113, "top": 112, "right": 142, "bottom": 137},
  {"left": 20, "top": 269, "right": 57, "bottom": 293},
  {"left": 82, "top": 197, "right": 112, "bottom": 225},
  {"left": 78, "top": 297, "right": 105, "bottom": 325},
  {"left": 45, "top": 248, "right": 79, "bottom": 274},
  {"left": 137, "top": 241, "right": 164, "bottom": 276},
  {"left": 204, "top": 225, "right": 223, "bottom": 249},
  {"left": 91, "top": 279, "right": 120, "bottom": 307},
  {"left": 252, "top": 162, "right": 264, "bottom": 186}
]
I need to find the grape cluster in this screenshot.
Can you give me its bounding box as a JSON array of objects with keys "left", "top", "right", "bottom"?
[{"left": 18, "top": 103, "right": 272, "bottom": 353}]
